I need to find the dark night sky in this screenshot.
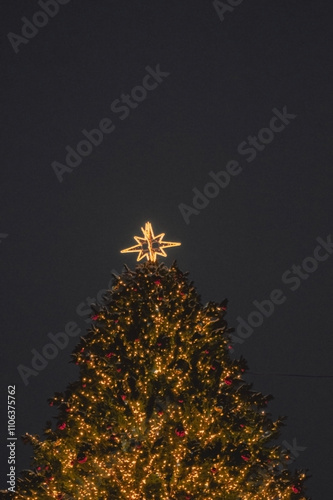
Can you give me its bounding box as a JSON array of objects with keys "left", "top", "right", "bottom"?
[{"left": 1, "top": 1, "right": 333, "bottom": 497}]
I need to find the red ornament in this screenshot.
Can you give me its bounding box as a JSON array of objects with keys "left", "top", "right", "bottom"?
[
  {"left": 157, "top": 410, "right": 164, "bottom": 416},
  {"left": 114, "top": 319, "right": 119, "bottom": 323},
  {"left": 175, "top": 427, "right": 185, "bottom": 437},
  {"left": 224, "top": 377, "right": 232, "bottom": 385},
  {"left": 77, "top": 455, "right": 87, "bottom": 464},
  {"left": 121, "top": 394, "right": 126, "bottom": 400},
  {"left": 57, "top": 422, "right": 66, "bottom": 430},
  {"left": 211, "top": 467, "right": 217, "bottom": 474},
  {"left": 154, "top": 280, "right": 161, "bottom": 285},
  {"left": 106, "top": 352, "right": 114, "bottom": 358},
  {"left": 221, "top": 306, "right": 227, "bottom": 311},
  {"left": 80, "top": 348, "right": 85, "bottom": 353},
  {"left": 116, "top": 368, "right": 121, "bottom": 372},
  {"left": 135, "top": 338, "right": 140, "bottom": 342},
  {"left": 292, "top": 486, "right": 301, "bottom": 494},
  {"left": 36, "top": 466, "right": 42, "bottom": 471},
  {"left": 65, "top": 407, "right": 71, "bottom": 413},
  {"left": 178, "top": 398, "right": 184, "bottom": 403},
  {"left": 204, "top": 350, "right": 209, "bottom": 354},
  {"left": 241, "top": 453, "right": 251, "bottom": 462},
  {"left": 91, "top": 314, "right": 99, "bottom": 320},
  {"left": 210, "top": 365, "right": 216, "bottom": 371},
  {"left": 49, "top": 401, "right": 54, "bottom": 407}
]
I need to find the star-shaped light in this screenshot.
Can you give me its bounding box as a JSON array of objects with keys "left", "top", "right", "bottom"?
[{"left": 120, "top": 222, "right": 181, "bottom": 262}]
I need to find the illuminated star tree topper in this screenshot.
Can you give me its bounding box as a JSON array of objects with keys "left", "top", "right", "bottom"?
[{"left": 120, "top": 221, "right": 181, "bottom": 262}]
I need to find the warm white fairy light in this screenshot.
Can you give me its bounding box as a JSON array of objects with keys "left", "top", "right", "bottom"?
[{"left": 7, "top": 225, "right": 309, "bottom": 500}]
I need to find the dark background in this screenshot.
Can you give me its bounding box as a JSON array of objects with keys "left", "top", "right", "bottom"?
[{"left": 1, "top": 1, "right": 333, "bottom": 497}]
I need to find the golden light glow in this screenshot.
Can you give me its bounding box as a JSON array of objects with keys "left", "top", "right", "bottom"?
[{"left": 120, "top": 221, "right": 181, "bottom": 261}]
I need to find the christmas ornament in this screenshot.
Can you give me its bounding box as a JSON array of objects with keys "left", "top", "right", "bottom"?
[
  {"left": 77, "top": 454, "right": 88, "bottom": 464},
  {"left": 121, "top": 221, "right": 181, "bottom": 262},
  {"left": 241, "top": 452, "right": 251, "bottom": 461},
  {"left": 175, "top": 427, "right": 185, "bottom": 437}
]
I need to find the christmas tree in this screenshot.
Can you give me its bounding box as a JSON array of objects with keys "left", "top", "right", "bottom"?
[{"left": 2, "top": 222, "right": 310, "bottom": 499}]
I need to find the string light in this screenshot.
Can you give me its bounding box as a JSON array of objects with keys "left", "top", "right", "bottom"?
[{"left": 6, "top": 225, "right": 309, "bottom": 500}]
